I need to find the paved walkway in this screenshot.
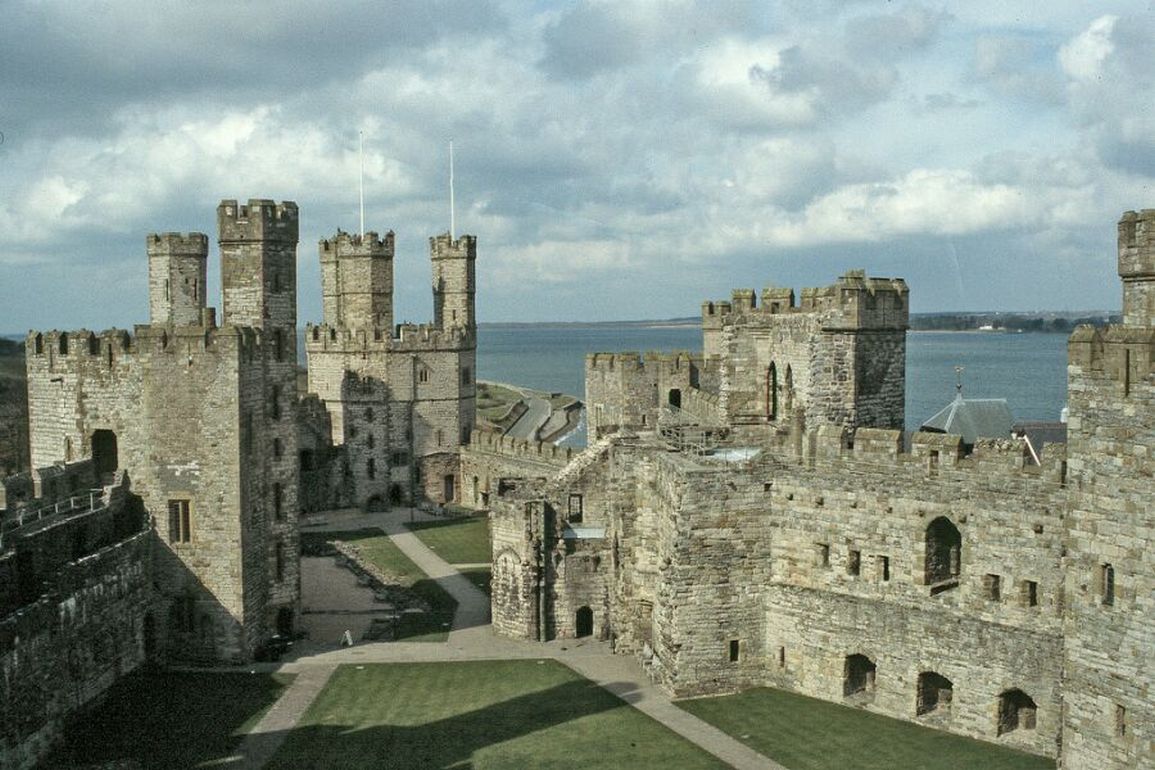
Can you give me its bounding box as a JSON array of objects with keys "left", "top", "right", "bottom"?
[{"left": 244, "top": 507, "right": 783, "bottom": 770}]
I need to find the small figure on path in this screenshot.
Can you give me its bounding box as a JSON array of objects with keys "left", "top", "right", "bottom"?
[{"left": 341, "top": 629, "right": 354, "bottom": 647}]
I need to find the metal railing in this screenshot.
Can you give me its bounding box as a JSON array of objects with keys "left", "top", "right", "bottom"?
[{"left": 0, "top": 490, "right": 105, "bottom": 550}]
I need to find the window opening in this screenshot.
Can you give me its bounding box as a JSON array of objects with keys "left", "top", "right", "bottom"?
[{"left": 168, "top": 499, "right": 192, "bottom": 543}]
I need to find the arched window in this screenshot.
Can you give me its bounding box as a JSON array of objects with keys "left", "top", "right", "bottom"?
[
  {"left": 998, "top": 689, "right": 1037, "bottom": 734},
  {"left": 844, "top": 654, "right": 876, "bottom": 697},
  {"left": 917, "top": 672, "right": 953, "bottom": 715},
  {"left": 1101, "top": 563, "right": 1115, "bottom": 606},
  {"left": 925, "top": 516, "right": 961, "bottom": 592},
  {"left": 784, "top": 364, "right": 794, "bottom": 415},
  {"left": 766, "top": 362, "right": 778, "bottom": 420}
]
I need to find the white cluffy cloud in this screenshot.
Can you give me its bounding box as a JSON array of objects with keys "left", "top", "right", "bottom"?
[{"left": 1, "top": 1, "right": 1153, "bottom": 329}]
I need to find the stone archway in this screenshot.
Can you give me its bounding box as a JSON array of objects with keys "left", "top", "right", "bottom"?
[{"left": 575, "top": 606, "right": 594, "bottom": 638}]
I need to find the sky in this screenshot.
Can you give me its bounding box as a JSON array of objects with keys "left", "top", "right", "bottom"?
[{"left": 1, "top": 1, "right": 1154, "bottom": 331}]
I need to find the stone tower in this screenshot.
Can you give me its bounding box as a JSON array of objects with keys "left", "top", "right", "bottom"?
[
  {"left": 1062, "top": 210, "right": 1155, "bottom": 768},
  {"left": 148, "top": 232, "right": 208, "bottom": 326},
  {"left": 431, "top": 233, "right": 477, "bottom": 330},
  {"left": 217, "top": 198, "right": 301, "bottom": 636},
  {"left": 320, "top": 231, "right": 394, "bottom": 331},
  {"left": 1118, "top": 209, "right": 1155, "bottom": 326}
]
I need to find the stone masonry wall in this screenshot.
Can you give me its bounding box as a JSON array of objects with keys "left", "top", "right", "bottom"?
[
  {"left": 0, "top": 508, "right": 151, "bottom": 770},
  {"left": 1062, "top": 326, "right": 1155, "bottom": 768}
]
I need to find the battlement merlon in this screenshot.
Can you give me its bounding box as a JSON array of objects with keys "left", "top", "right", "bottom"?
[
  {"left": 1118, "top": 209, "right": 1155, "bottom": 326},
  {"left": 217, "top": 199, "right": 299, "bottom": 243},
  {"left": 319, "top": 230, "right": 395, "bottom": 259}
]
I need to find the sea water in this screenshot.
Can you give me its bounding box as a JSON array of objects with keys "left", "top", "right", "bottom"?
[{"left": 475, "top": 325, "right": 1070, "bottom": 446}]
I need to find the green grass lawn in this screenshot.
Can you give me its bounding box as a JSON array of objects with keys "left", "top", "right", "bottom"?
[
  {"left": 49, "top": 670, "right": 293, "bottom": 769},
  {"left": 266, "top": 660, "right": 726, "bottom": 770},
  {"left": 679, "top": 686, "right": 1055, "bottom": 770},
  {"left": 302, "top": 529, "right": 457, "bottom": 641},
  {"left": 404, "top": 515, "right": 492, "bottom": 565}
]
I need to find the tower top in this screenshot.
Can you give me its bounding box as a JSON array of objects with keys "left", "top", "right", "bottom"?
[
  {"left": 217, "top": 199, "right": 299, "bottom": 243},
  {"left": 147, "top": 232, "right": 208, "bottom": 256},
  {"left": 429, "top": 232, "right": 476, "bottom": 259},
  {"left": 320, "top": 230, "right": 395, "bottom": 258}
]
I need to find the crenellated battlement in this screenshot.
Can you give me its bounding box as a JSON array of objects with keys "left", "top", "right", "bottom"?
[
  {"left": 467, "top": 429, "right": 574, "bottom": 466},
  {"left": 146, "top": 232, "right": 208, "bottom": 255},
  {"left": 585, "top": 351, "right": 699, "bottom": 375},
  {"left": 26, "top": 324, "right": 269, "bottom": 371},
  {"left": 305, "top": 322, "right": 474, "bottom": 353},
  {"left": 217, "top": 198, "right": 299, "bottom": 243},
  {"left": 429, "top": 233, "right": 477, "bottom": 260},
  {"left": 701, "top": 270, "right": 908, "bottom": 331},
  {"left": 320, "top": 230, "right": 395, "bottom": 258}
]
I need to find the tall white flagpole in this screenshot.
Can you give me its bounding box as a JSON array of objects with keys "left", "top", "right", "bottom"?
[
  {"left": 359, "top": 130, "right": 365, "bottom": 236},
  {"left": 449, "top": 139, "right": 456, "bottom": 239}
]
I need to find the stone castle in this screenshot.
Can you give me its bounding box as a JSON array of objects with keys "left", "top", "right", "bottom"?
[
  {"left": 468, "top": 211, "right": 1155, "bottom": 767},
  {"left": 1, "top": 198, "right": 477, "bottom": 767},
  {"left": 3, "top": 194, "right": 1153, "bottom": 769}
]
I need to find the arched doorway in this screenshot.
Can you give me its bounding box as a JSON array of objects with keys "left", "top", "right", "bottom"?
[
  {"left": 388, "top": 484, "right": 404, "bottom": 506},
  {"left": 575, "top": 606, "right": 594, "bottom": 638},
  {"left": 92, "top": 429, "right": 118, "bottom": 480}
]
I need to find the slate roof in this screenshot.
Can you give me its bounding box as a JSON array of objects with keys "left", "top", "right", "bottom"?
[{"left": 920, "top": 394, "right": 1014, "bottom": 444}]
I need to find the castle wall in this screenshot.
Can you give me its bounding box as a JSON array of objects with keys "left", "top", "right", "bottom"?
[
  {"left": 764, "top": 587, "right": 1062, "bottom": 758},
  {"left": 26, "top": 325, "right": 298, "bottom": 662},
  {"left": 0, "top": 483, "right": 151, "bottom": 770},
  {"left": 647, "top": 457, "right": 774, "bottom": 697},
  {"left": 1062, "top": 326, "right": 1155, "bottom": 768}
]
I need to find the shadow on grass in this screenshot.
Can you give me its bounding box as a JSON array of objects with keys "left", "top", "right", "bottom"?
[
  {"left": 680, "top": 686, "right": 1055, "bottom": 770},
  {"left": 48, "top": 670, "right": 292, "bottom": 769},
  {"left": 264, "top": 663, "right": 725, "bottom": 770}
]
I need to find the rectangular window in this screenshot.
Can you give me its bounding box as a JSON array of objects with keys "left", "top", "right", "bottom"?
[
  {"left": 847, "top": 549, "right": 861, "bottom": 576},
  {"left": 1101, "top": 563, "right": 1116, "bottom": 606},
  {"left": 462, "top": 367, "right": 472, "bottom": 385},
  {"left": 984, "top": 573, "right": 1002, "bottom": 601},
  {"left": 419, "top": 368, "right": 429, "bottom": 383},
  {"left": 168, "top": 499, "right": 192, "bottom": 543},
  {"left": 728, "top": 639, "right": 740, "bottom": 663},
  {"left": 777, "top": 646, "right": 786, "bottom": 668},
  {"left": 1116, "top": 704, "right": 1127, "bottom": 737},
  {"left": 568, "top": 494, "right": 584, "bottom": 523},
  {"left": 816, "top": 543, "right": 830, "bottom": 568},
  {"left": 273, "top": 482, "right": 283, "bottom": 521},
  {"left": 877, "top": 555, "right": 890, "bottom": 582},
  {"left": 1022, "top": 580, "right": 1038, "bottom": 607},
  {"left": 270, "top": 385, "right": 281, "bottom": 420},
  {"left": 391, "top": 451, "right": 408, "bottom": 466},
  {"left": 275, "top": 540, "right": 285, "bottom": 583}
]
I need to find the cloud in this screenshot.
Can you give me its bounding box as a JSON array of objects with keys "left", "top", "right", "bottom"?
[
  {"left": 1, "top": 2, "right": 1152, "bottom": 329},
  {"left": 765, "top": 168, "right": 1067, "bottom": 246},
  {"left": 1059, "top": 15, "right": 1117, "bottom": 80}
]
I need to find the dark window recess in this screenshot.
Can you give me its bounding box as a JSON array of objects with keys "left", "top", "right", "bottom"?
[
  {"left": 568, "top": 494, "right": 584, "bottom": 523},
  {"left": 168, "top": 499, "right": 192, "bottom": 543},
  {"left": 729, "top": 639, "right": 740, "bottom": 663}
]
